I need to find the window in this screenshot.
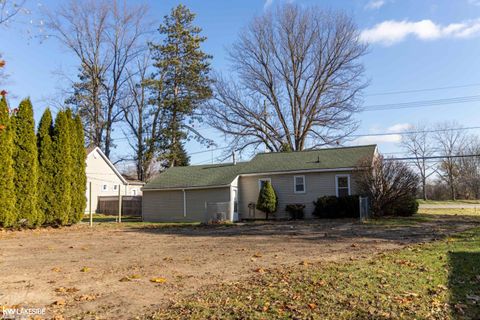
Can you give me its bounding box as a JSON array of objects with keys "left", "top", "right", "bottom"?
[
  {"left": 102, "top": 184, "right": 108, "bottom": 192},
  {"left": 113, "top": 185, "right": 118, "bottom": 191},
  {"left": 294, "top": 175, "right": 305, "bottom": 193},
  {"left": 258, "top": 178, "right": 271, "bottom": 190},
  {"left": 336, "top": 175, "right": 350, "bottom": 197},
  {"left": 131, "top": 189, "right": 137, "bottom": 196}
]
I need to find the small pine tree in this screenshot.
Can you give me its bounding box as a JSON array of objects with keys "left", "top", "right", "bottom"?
[
  {"left": 13, "top": 98, "right": 40, "bottom": 227},
  {"left": 256, "top": 181, "right": 277, "bottom": 220},
  {"left": 0, "top": 96, "right": 16, "bottom": 227},
  {"left": 37, "top": 108, "right": 56, "bottom": 225},
  {"left": 51, "top": 110, "right": 73, "bottom": 226},
  {"left": 70, "top": 113, "right": 87, "bottom": 223}
]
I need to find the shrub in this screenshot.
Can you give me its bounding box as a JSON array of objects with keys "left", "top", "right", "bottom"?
[
  {"left": 285, "top": 204, "right": 305, "bottom": 220},
  {"left": 37, "top": 108, "right": 55, "bottom": 225},
  {"left": 0, "top": 96, "right": 16, "bottom": 227},
  {"left": 256, "top": 181, "right": 277, "bottom": 219},
  {"left": 13, "top": 99, "right": 41, "bottom": 227},
  {"left": 312, "top": 195, "right": 359, "bottom": 219},
  {"left": 357, "top": 156, "right": 419, "bottom": 217}
]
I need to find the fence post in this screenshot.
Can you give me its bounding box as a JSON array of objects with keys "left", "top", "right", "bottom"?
[
  {"left": 118, "top": 184, "right": 122, "bottom": 223},
  {"left": 89, "top": 181, "right": 93, "bottom": 227}
]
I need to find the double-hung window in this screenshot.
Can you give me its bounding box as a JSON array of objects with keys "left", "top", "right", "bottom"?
[
  {"left": 336, "top": 175, "right": 351, "bottom": 197},
  {"left": 294, "top": 175, "right": 305, "bottom": 193}
]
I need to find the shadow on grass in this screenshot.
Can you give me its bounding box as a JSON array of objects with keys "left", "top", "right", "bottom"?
[{"left": 448, "top": 251, "right": 480, "bottom": 319}]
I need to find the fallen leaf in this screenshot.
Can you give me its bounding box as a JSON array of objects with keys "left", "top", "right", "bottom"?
[
  {"left": 75, "top": 294, "right": 96, "bottom": 301},
  {"left": 150, "top": 277, "right": 167, "bottom": 283},
  {"left": 351, "top": 243, "right": 358, "bottom": 248},
  {"left": 254, "top": 268, "right": 265, "bottom": 274},
  {"left": 52, "top": 299, "right": 66, "bottom": 306},
  {"left": 51, "top": 267, "right": 61, "bottom": 272},
  {"left": 308, "top": 303, "right": 317, "bottom": 309},
  {"left": 299, "top": 261, "right": 309, "bottom": 266},
  {"left": 252, "top": 253, "right": 262, "bottom": 258},
  {"left": 80, "top": 267, "right": 91, "bottom": 273}
]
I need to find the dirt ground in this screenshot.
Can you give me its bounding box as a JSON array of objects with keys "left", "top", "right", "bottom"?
[{"left": 0, "top": 215, "right": 478, "bottom": 319}]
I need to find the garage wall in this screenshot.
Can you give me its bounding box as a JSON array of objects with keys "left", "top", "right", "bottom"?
[{"left": 142, "top": 187, "right": 231, "bottom": 222}]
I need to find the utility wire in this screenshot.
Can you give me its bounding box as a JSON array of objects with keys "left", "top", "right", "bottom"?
[
  {"left": 363, "top": 95, "right": 480, "bottom": 111},
  {"left": 351, "top": 126, "right": 480, "bottom": 138},
  {"left": 366, "top": 83, "right": 480, "bottom": 96}
]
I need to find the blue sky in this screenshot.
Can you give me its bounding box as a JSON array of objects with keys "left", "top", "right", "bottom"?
[{"left": 1, "top": 0, "right": 480, "bottom": 170}]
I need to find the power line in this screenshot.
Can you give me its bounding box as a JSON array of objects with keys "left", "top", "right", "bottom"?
[
  {"left": 386, "top": 154, "right": 480, "bottom": 161},
  {"left": 351, "top": 126, "right": 480, "bottom": 138},
  {"left": 363, "top": 95, "right": 480, "bottom": 111},
  {"left": 366, "top": 83, "right": 480, "bottom": 97}
]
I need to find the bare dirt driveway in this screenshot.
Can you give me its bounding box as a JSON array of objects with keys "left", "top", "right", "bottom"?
[{"left": 0, "top": 214, "right": 479, "bottom": 319}]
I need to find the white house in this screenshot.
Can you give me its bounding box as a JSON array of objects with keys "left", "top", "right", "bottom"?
[{"left": 85, "top": 147, "right": 144, "bottom": 213}]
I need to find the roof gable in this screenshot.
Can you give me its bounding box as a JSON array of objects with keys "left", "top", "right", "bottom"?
[{"left": 86, "top": 147, "right": 128, "bottom": 185}]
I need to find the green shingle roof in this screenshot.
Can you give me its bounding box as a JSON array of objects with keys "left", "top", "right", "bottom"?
[{"left": 144, "top": 145, "right": 376, "bottom": 190}]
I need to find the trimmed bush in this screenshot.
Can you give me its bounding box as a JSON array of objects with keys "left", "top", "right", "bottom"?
[
  {"left": 312, "top": 195, "right": 359, "bottom": 219},
  {"left": 285, "top": 204, "right": 305, "bottom": 220},
  {"left": 256, "top": 181, "right": 277, "bottom": 219},
  {"left": 51, "top": 110, "right": 72, "bottom": 226},
  {"left": 13, "top": 99, "right": 41, "bottom": 227},
  {"left": 0, "top": 96, "right": 16, "bottom": 227},
  {"left": 386, "top": 196, "right": 419, "bottom": 217},
  {"left": 70, "top": 113, "right": 86, "bottom": 223},
  {"left": 37, "top": 108, "right": 55, "bottom": 225}
]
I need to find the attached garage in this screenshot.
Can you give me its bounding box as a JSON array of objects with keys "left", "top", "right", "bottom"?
[{"left": 143, "top": 187, "right": 232, "bottom": 223}]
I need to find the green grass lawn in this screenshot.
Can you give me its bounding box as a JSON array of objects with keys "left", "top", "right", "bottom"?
[
  {"left": 417, "top": 199, "right": 480, "bottom": 205},
  {"left": 151, "top": 227, "right": 480, "bottom": 320}
]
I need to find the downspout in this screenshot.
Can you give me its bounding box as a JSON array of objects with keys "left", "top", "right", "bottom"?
[{"left": 182, "top": 189, "right": 186, "bottom": 217}]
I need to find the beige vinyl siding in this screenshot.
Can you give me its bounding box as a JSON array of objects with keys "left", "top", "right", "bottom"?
[
  {"left": 85, "top": 149, "right": 127, "bottom": 213},
  {"left": 142, "top": 187, "right": 231, "bottom": 222},
  {"left": 238, "top": 171, "right": 359, "bottom": 219}
]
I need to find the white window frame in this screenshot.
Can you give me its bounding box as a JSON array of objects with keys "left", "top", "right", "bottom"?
[
  {"left": 335, "top": 174, "right": 351, "bottom": 197},
  {"left": 101, "top": 184, "right": 108, "bottom": 192},
  {"left": 131, "top": 189, "right": 137, "bottom": 196},
  {"left": 294, "top": 175, "right": 306, "bottom": 194},
  {"left": 258, "top": 178, "right": 271, "bottom": 191}
]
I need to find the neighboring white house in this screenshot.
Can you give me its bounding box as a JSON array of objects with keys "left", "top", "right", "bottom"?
[{"left": 85, "top": 146, "right": 144, "bottom": 213}]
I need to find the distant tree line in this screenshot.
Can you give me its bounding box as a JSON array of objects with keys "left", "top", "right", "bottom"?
[
  {"left": 401, "top": 121, "right": 480, "bottom": 201},
  {"left": 0, "top": 91, "right": 86, "bottom": 228}
]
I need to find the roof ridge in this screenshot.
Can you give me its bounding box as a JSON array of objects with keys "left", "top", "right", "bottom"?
[{"left": 253, "top": 144, "right": 377, "bottom": 156}]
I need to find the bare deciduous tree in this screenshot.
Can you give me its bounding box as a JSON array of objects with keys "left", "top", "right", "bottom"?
[
  {"left": 401, "top": 124, "right": 435, "bottom": 200},
  {"left": 44, "top": 0, "right": 149, "bottom": 158},
  {"left": 121, "top": 53, "right": 166, "bottom": 182},
  {"left": 357, "top": 156, "right": 419, "bottom": 217},
  {"left": 434, "top": 122, "right": 466, "bottom": 201},
  {"left": 204, "top": 4, "right": 367, "bottom": 154},
  {"left": 458, "top": 135, "right": 480, "bottom": 199},
  {"left": 0, "top": 0, "right": 25, "bottom": 26}
]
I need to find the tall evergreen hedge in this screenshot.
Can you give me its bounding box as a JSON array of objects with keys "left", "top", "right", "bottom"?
[
  {"left": 0, "top": 97, "right": 16, "bottom": 227},
  {"left": 67, "top": 110, "right": 86, "bottom": 223},
  {"left": 37, "top": 108, "right": 56, "bottom": 225},
  {"left": 256, "top": 181, "right": 278, "bottom": 220},
  {"left": 51, "top": 110, "right": 73, "bottom": 226},
  {"left": 13, "top": 99, "right": 41, "bottom": 227}
]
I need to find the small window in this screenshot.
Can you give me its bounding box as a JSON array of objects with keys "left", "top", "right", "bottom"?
[
  {"left": 113, "top": 185, "right": 118, "bottom": 191},
  {"left": 294, "top": 175, "right": 305, "bottom": 193},
  {"left": 102, "top": 184, "right": 108, "bottom": 192},
  {"left": 258, "top": 178, "right": 271, "bottom": 190},
  {"left": 336, "top": 175, "right": 350, "bottom": 197},
  {"left": 132, "top": 189, "right": 137, "bottom": 196}
]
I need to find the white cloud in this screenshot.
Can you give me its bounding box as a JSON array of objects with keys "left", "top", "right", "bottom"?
[
  {"left": 360, "top": 19, "right": 480, "bottom": 45},
  {"left": 264, "top": 0, "right": 274, "bottom": 9},
  {"left": 387, "top": 123, "right": 412, "bottom": 132},
  {"left": 468, "top": 0, "right": 480, "bottom": 6},
  {"left": 351, "top": 122, "right": 411, "bottom": 145},
  {"left": 365, "top": 0, "right": 386, "bottom": 10}
]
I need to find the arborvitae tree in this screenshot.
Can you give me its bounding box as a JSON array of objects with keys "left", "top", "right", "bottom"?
[
  {"left": 51, "top": 110, "right": 72, "bottom": 225},
  {"left": 256, "top": 181, "right": 277, "bottom": 220},
  {"left": 37, "top": 108, "right": 56, "bottom": 225},
  {"left": 70, "top": 113, "right": 87, "bottom": 223},
  {"left": 0, "top": 96, "right": 16, "bottom": 227},
  {"left": 13, "top": 99, "right": 41, "bottom": 227}
]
